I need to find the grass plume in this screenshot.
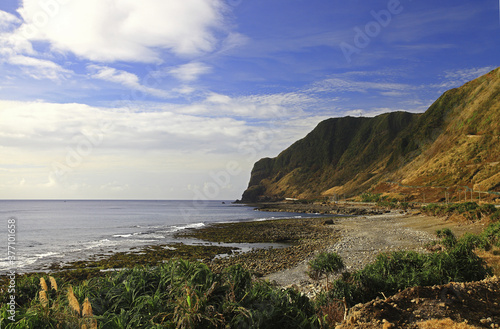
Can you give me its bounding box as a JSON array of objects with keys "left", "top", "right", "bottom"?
[
  {"left": 67, "top": 286, "right": 80, "bottom": 315},
  {"left": 40, "top": 277, "right": 48, "bottom": 292},
  {"left": 49, "top": 276, "right": 58, "bottom": 291},
  {"left": 82, "top": 298, "right": 93, "bottom": 317},
  {"left": 39, "top": 290, "right": 49, "bottom": 308}
]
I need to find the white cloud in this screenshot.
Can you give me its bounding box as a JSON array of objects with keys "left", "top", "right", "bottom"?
[
  {"left": 380, "top": 91, "right": 408, "bottom": 97},
  {"left": 17, "top": 0, "right": 227, "bottom": 62},
  {"left": 0, "top": 11, "right": 34, "bottom": 57},
  {"left": 173, "top": 85, "right": 197, "bottom": 95},
  {"left": 100, "top": 182, "right": 130, "bottom": 192},
  {"left": 309, "top": 78, "right": 411, "bottom": 94},
  {"left": 0, "top": 10, "right": 67, "bottom": 81},
  {"left": 0, "top": 97, "right": 329, "bottom": 199},
  {"left": 217, "top": 32, "right": 249, "bottom": 54},
  {"left": 428, "top": 66, "right": 496, "bottom": 91},
  {"left": 168, "top": 62, "right": 212, "bottom": 82},
  {"left": 184, "top": 92, "right": 314, "bottom": 118},
  {"left": 88, "top": 65, "right": 170, "bottom": 98},
  {"left": 206, "top": 92, "right": 232, "bottom": 104},
  {"left": 8, "top": 55, "right": 72, "bottom": 80},
  {"left": 443, "top": 66, "right": 495, "bottom": 86},
  {"left": 0, "top": 10, "right": 21, "bottom": 30},
  {"left": 0, "top": 100, "right": 248, "bottom": 150}
]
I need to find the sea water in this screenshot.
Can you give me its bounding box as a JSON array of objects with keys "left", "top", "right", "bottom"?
[{"left": 0, "top": 200, "right": 320, "bottom": 273}]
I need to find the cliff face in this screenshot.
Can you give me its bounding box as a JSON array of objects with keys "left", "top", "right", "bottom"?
[{"left": 241, "top": 67, "right": 500, "bottom": 202}]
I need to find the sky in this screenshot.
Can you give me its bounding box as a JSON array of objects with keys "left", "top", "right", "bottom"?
[{"left": 0, "top": 0, "right": 499, "bottom": 200}]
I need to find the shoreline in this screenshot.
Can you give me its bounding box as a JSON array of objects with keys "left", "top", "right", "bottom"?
[{"left": 44, "top": 214, "right": 342, "bottom": 279}]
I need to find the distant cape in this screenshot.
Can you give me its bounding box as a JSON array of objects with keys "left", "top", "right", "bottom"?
[{"left": 241, "top": 67, "right": 500, "bottom": 203}]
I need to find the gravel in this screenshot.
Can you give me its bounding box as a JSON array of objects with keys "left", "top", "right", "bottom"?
[{"left": 264, "top": 212, "right": 438, "bottom": 297}]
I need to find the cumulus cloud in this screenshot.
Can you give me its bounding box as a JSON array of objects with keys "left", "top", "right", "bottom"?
[{"left": 17, "top": 0, "right": 227, "bottom": 62}]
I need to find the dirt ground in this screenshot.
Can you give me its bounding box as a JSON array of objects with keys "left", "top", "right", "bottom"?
[{"left": 336, "top": 276, "right": 500, "bottom": 329}]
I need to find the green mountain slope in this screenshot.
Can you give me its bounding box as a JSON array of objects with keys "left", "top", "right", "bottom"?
[{"left": 241, "top": 67, "right": 500, "bottom": 202}]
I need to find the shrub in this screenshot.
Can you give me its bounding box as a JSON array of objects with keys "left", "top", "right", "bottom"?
[
  {"left": 481, "top": 222, "right": 500, "bottom": 247},
  {"left": 423, "top": 202, "right": 497, "bottom": 221},
  {"left": 308, "top": 252, "right": 345, "bottom": 286},
  {"left": 491, "top": 210, "right": 500, "bottom": 222},
  {"left": 436, "top": 228, "right": 457, "bottom": 248},
  {"left": 376, "top": 200, "right": 397, "bottom": 208},
  {"left": 360, "top": 193, "right": 381, "bottom": 203},
  {"left": 458, "top": 232, "right": 490, "bottom": 250},
  {"left": 422, "top": 203, "right": 442, "bottom": 215},
  {"left": 480, "top": 204, "right": 497, "bottom": 214}
]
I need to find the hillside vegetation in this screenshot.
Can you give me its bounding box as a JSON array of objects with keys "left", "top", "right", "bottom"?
[{"left": 241, "top": 67, "right": 500, "bottom": 203}]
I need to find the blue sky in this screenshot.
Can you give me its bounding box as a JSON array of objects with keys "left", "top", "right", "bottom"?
[{"left": 0, "top": 0, "right": 499, "bottom": 200}]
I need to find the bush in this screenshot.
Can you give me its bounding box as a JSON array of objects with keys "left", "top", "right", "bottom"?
[
  {"left": 423, "top": 202, "right": 497, "bottom": 221},
  {"left": 481, "top": 222, "right": 500, "bottom": 247},
  {"left": 436, "top": 228, "right": 457, "bottom": 248},
  {"left": 459, "top": 232, "right": 490, "bottom": 250},
  {"left": 360, "top": 193, "right": 381, "bottom": 203},
  {"left": 376, "top": 200, "right": 397, "bottom": 208},
  {"left": 480, "top": 204, "right": 497, "bottom": 214},
  {"left": 422, "top": 203, "right": 441, "bottom": 215},
  {"left": 491, "top": 210, "right": 500, "bottom": 222},
  {"left": 308, "top": 252, "right": 345, "bottom": 285}
]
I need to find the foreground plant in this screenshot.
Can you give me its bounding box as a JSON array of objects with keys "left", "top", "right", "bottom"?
[
  {"left": 1, "top": 261, "right": 319, "bottom": 329},
  {"left": 0, "top": 276, "right": 98, "bottom": 329}
]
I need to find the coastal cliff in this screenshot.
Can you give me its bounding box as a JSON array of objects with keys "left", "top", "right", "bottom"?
[{"left": 242, "top": 67, "right": 500, "bottom": 202}]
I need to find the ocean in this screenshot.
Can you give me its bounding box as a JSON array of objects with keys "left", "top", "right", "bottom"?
[{"left": 0, "top": 200, "right": 321, "bottom": 274}]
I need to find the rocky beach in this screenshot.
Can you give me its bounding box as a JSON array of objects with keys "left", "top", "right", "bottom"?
[{"left": 177, "top": 203, "right": 487, "bottom": 296}]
